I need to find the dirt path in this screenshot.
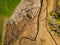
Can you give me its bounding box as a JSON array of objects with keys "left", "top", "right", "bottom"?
[
  {"left": 11, "top": 0, "right": 57, "bottom": 45},
  {"left": 36, "top": 0, "right": 56, "bottom": 45},
  {"left": 38, "top": 0, "right": 60, "bottom": 45},
  {"left": 17, "top": 0, "right": 57, "bottom": 45}
]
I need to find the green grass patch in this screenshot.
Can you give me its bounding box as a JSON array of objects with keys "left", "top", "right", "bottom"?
[
  {"left": 0, "top": 0, "right": 20, "bottom": 17},
  {"left": 0, "top": 15, "right": 7, "bottom": 45}
]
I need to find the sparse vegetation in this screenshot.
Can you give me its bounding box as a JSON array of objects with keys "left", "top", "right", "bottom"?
[{"left": 47, "top": 0, "right": 60, "bottom": 36}]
